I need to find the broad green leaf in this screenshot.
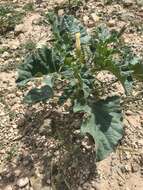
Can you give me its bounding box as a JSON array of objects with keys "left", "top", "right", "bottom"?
[
  {"left": 74, "top": 96, "right": 123, "bottom": 161},
  {"left": 16, "top": 46, "right": 60, "bottom": 86},
  {"left": 17, "top": 13, "right": 91, "bottom": 87},
  {"left": 47, "top": 12, "right": 91, "bottom": 44},
  {"left": 24, "top": 85, "right": 53, "bottom": 104},
  {"left": 43, "top": 74, "right": 56, "bottom": 88},
  {"left": 73, "top": 100, "right": 91, "bottom": 113},
  {"left": 95, "top": 24, "right": 111, "bottom": 43}
]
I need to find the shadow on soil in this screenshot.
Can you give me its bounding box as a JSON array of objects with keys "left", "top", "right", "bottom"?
[{"left": 0, "top": 106, "right": 98, "bottom": 190}]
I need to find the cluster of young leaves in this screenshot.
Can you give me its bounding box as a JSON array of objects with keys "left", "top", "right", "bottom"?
[{"left": 16, "top": 13, "right": 143, "bottom": 161}]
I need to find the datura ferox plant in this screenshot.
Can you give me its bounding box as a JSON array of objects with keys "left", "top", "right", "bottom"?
[{"left": 16, "top": 12, "right": 143, "bottom": 161}]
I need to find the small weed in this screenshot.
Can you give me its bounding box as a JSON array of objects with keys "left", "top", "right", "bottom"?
[
  {"left": 0, "top": 143, "right": 4, "bottom": 149},
  {"left": 23, "top": 40, "right": 37, "bottom": 52},
  {"left": 23, "top": 2, "right": 35, "bottom": 12},
  {"left": 0, "top": 47, "right": 8, "bottom": 54},
  {"left": 6, "top": 145, "right": 17, "bottom": 161},
  {"left": 0, "top": 3, "right": 24, "bottom": 35},
  {"left": 0, "top": 97, "right": 16, "bottom": 120},
  {"left": 68, "top": 0, "right": 82, "bottom": 6}
]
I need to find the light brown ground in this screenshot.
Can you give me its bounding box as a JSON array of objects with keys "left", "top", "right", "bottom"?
[{"left": 0, "top": 0, "right": 143, "bottom": 190}]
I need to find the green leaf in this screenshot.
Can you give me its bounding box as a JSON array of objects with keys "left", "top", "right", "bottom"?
[
  {"left": 17, "top": 13, "right": 91, "bottom": 87},
  {"left": 74, "top": 96, "right": 123, "bottom": 161},
  {"left": 43, "top": 74, "right": 56, "bottom": 88},
  {"left": 73, "top": 100, "right": 91, "bottom": 113},
  {"left": 16, "top": 46, "right": 60, "bottom": 86},
  {"left": 24, "top": 85, "right": 53, "bottom": 104},
  {"left": 47, "top": 12, "right": 91, "bottom": 44}
]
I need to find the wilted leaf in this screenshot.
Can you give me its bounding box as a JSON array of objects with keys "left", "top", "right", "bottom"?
[{"left": 24, "top": 85, "right": 53, "bottom": 104}]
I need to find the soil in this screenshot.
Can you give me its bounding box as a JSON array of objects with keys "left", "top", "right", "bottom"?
[{"left": 0, "top": 0, "right": 143, "bottom": 190}]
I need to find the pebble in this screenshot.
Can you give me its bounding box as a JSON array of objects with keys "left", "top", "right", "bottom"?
[
  {"left": 17, "top": 177, "right": 29, "bottom": 188},
  {"left": 126, "top": 110, "right": 133, "bottom": 115},
  {"left": 1, "top": 52, "right": 10, "bottom": 59},
  {"left": 58, "top": 9, "right": 64, "bottom": 16},
  {"left": 131, "top": 163, "right": 139, "bottom": 173},
  {"left": 8, "top": 40, "right": 20, "bottom": 50},
  {"left": 32, "top": 18, "right": 41, "bottom": 25},
  {"left": 124, "top": 151, "right": 131, "bottom": 160},
  {"left": 91, "top": 181, "right": 101, "bottom": 190},
  {"left": 83, "top": 15, "right": 89, "bottom": 25},
  {"left": 39, "top": 119, "right": 52, "bottom": 135},
  {"left": 108, "top": 19, "right": 116, "bottom": 27},
  {"left": 91, "top": 13, "right": 100, "bottom": 22},
  {"left": 14, "top": 169, "right": 21, "bottom": 177},
  {"left": 0, "top": 149, "right": 5, "bottom": 154},
  {"left": 15, "top": 24, "right": 25, "bottom": 34},
  {"left": 120, "top": 164, "right": 131, "bottom": 173}
]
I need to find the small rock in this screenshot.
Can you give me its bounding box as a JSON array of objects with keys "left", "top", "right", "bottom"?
[
  {"left": 14, "top": 169, "right": 21, "bottom": 177},
  {"left": 131, "top": 162, "right": 139, "bottom": 172},
  {"left": 108, "top": 19, "right": 116, "bottom": 27},
  {"left": 124, "top": 151, "right": 131, "bottom": 160},
  {"left": 8, "top": 40, "right": 20, "bottom": 50},
  {"left": 91, "top": 13, "right": 100, "bottom": 22},
  {"left": 0, "top": 149, "right": 5, "bottom": 154},
  {"left": 1, "top": 52, "right": 10, "bottom": 59},
  {"left": 32, "top": 18, "right": 41, "bottom": 25},
  {"left": 91, "top": 181, "right": 101, "bottom": 190},
  {"left": 83, "top": 15, "right": 89, "bottom": 25},
  {"left": 4, "top": 185, "right": 13, "bottom": 190},
  {"left": 121, "top": 164, "right": 131, "bottom": 173},
  {"left": 17, "top": 177, "right": 29, "bottom": 188},
  {"left": 58, "top": 9, "right": 64, "bottom": 16},
  {"left": 39, "top": 119, "right": 52, "bottom": 135},
  {"left": 82, "top": 182, "right": 90, "bottom": 189},
  {"left": 118, "top": 180, "right": 124, "bottom": 186},
  {"left": 15, "top": 24, "right": 25, "bottom": 34},
  {"left": 126, "top": 110, "right": 133, "bottom": 115}
]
